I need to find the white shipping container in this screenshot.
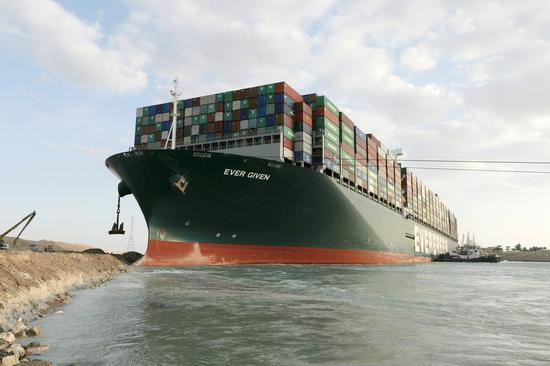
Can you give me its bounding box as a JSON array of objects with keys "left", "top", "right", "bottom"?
[
  {"left": 200, "top": 96, "right": 208, "bottom": 105},
  {"left": 284, "top": 147, "right": 294, "bottom": 160},
  {"left": 215, "top": 112, "right": 223, "bottom": 122},
  {"left": 140, "top": 135, "right": 148, "bottom": 144},
  {"left": 266, "top": 104, "right": 275, "bottom": 115},
  {"left": 295, "top": 141, "right": 312, "bottom": 153},
  {"left": 183, "top": 136, "right": 191, "bottom": 144},
  {"left": 161, "top": 130, "right": 169, "bottom": 139},
  {"left": 233, "top": 100, "right": 241, "bottom": 110},
  {"left": 184, "top": 107, "right": 193, "bottom": 117},
  {"left": 162, "top": 112, "right": 170, "bottom": 122},
  {"left": 191, "top": 125, "right": 200, "bottom": 135},
  {"left": 136, "top": 107, "right": 143, "bottom": 118},
  {"left": 356, "top": 146, "right": 366, "bottom": 157},
  {"left": 240, "top": 119, "right": 249, "bottom": 130},
  {"left": 155, "top": 114, "right": 162, "bottom": 123},
  {"left": 184, "top": 117, "right": 192, "bottom": 126},
  {"left": 192, "top": 106, "right": 200, "bottom": 116},
  {"left": 295, "top": 132, "right": 312, "bottom": 145},
  {"left": 207, "top": 94, "right": 216, "bottom": 104},
  {"left": 356, "top": 164, "right": 367, "bottom": 175}
]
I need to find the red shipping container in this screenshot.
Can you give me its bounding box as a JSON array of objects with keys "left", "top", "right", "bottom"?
[
  {"left": 294, "top": 101, "right": 312, "bottom": 116},
  {"left": 315, "top": 106, "right": 339, "bottom": 123},
  {"left": 192, "top": 97, "right": 200, "bottom": 107},
  {"left": 231, "top": 121, "right": 240, "bottom": 132},
  {"left": 367, "top": 145, "right": 377, "bottom": 156},
  {"left": 283, "top": 137, "right": 294, "bottom": 150},
  {"left": 207, "top": 113, "right": 215, "bottom": 123},
  {"left": 249, "top": 97, "right": 257, "bottom": 108},
  {"left": 355, "top": 137, "right": 367, "bottom": 149},
  {"left": 367, "top": 134, "right": 380, "bottom": 147},
  {"left": 275, "top": 82, "right": 304, "bottom": 102},
  {"left": 215, "top": 102, "right": 223, "bottom": 113},
  {"left": 214, "top": 121, "right": 223, "bottom": 133},
  {"left": 275, "top": 113, "right": 294, "bottom": 128},
  {"left": 342, "top": 143, "right": 354, "bottom": 155},
  {"left": 295, "top": 112, "right": 313, "bottom": 125},
  {"left": 339, "top": 112, "right": 354, "bottom": 128}
]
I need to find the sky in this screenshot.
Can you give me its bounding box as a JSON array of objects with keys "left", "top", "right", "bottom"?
[{"left": 1, "top": 0, "right": 549, "bottom": 252}]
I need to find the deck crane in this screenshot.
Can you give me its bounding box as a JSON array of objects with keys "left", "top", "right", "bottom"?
[{"left": 0, "top": 211, "right": 37, "bottom": 248}]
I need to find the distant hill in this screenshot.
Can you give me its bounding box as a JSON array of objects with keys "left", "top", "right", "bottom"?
[{"left": 2, "top": 237, "right": 92, "bottom": 252}]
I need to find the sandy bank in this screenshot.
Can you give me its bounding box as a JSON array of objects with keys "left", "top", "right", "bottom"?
[
  {"left": 0, "top": 252, "right": 127, "bottom": 329},
  {"left": 486, "top": 250, "right": 550, "bottom": 262}
]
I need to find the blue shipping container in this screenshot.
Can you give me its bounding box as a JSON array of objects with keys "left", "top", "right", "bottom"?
[
  {"left": 295, "top": 151, "right": 312, "bottom": 164},
  {"left": 257, "top": 95, "right": 266, "bottom": 106}
]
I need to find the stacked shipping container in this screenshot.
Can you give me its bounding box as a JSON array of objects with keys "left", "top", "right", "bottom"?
[
  {"left": 133, "top": 81, "right": 458, "bottom": 241},
  {"left": 401, "top": 168, "right": 457, "bottom": 239},
  {"left": 293, "top": 101, "right": 313, "bottom": 164},
  {"left": 305, "top": 94, "right": 341, "bottom": 173}
]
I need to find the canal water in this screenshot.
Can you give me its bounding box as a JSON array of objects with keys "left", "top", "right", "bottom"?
[{"left": 34, "top": 262, "right": 550, "bottom": 365}]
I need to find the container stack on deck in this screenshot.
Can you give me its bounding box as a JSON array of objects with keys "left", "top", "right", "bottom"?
[
  {"left": 133, "top": 81, "right": 458, "bottom": 241},
  {"left": 401, "top": 168, "right": 458, "bottom": 239},
  {"left": 293, "top": 101, "right": 313, "bottom": 164},
  {"left": 305, "top": 94, "right": 341, "bottom": 172},
  {"left": 354, "top": 127, "right": 368, "bottom": 193}
]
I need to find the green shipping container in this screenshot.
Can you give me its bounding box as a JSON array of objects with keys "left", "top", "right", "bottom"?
[
  {"left": 342, "top": 134, "right": 354, "bottom": 147},
  {"left": 283, "top": 126, "right": 295, "bottom": 140},
  {"left": 316, "top": 96, "right": 339, "bottom": 116},
  {"left": 258, "top": 117, "right": 266, "bottom": 128},
  {"left": 326, "top": 139, "right": 339, "bottom": 154},
  {"left": 315, "top": 117, "right": 340, "bottom": 135},
  {"left": 325, "top": 130, "right": 339, "bottom": 144}
]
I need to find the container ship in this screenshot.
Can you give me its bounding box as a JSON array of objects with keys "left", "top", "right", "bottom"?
[{"left": 106, "top": 81, "right": 458, "bottom": 266}]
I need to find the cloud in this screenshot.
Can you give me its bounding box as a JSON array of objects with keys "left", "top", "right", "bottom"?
[
  {"left": 0, "top": 0, "right": 148, "bottom": 92},
  {"left": 400, "top": 45, "right": 438, "bottom": 71},
  {"left": 3, "top": 0, "right": 550, "bottom": 244}
]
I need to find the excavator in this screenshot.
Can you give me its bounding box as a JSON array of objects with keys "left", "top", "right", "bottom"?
[{"left": 0, "top": 211, "right": 36, "bottom": 250}]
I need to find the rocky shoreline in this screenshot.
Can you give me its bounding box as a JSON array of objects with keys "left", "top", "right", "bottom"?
[{"left": 0, "top": 252, "right": 128, "bottom": 365}]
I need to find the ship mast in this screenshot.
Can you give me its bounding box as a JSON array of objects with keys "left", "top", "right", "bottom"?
[{"left": 165, "top": 78, "right": 182, "bottom": 150}]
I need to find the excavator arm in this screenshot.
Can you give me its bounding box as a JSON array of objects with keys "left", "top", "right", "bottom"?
[{"left": 0, "top": 211, "right": 36, "bottom": 246}]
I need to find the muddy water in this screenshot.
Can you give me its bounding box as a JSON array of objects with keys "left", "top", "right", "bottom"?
[{"left": 35, "top": 262, "right": 550, "bottom": 365}]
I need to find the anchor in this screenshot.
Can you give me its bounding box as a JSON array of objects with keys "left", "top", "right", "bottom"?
[{"left": 108, "top": 195, "right": 125, "bottom": 235}]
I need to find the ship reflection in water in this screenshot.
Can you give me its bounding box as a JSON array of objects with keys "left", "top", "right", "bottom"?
[{"left": 35, "top": 263, "right": 550, "bottom": 365}]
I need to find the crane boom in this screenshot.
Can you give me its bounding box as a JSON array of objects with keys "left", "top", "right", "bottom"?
[{"left": 0, "top": 211, "right": 37, "bottom": 246}]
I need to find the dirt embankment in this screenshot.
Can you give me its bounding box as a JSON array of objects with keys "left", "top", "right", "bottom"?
[
  {"left": 0, "top": 252, "right": 127, "bottom": 329},
  {"left": 487, "top": 250, "right": 550, "bottom": 262}
]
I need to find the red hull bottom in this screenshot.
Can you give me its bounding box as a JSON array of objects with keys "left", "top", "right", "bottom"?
[{"left": 140, "top": 239, "right": 431, "bottom": 266}]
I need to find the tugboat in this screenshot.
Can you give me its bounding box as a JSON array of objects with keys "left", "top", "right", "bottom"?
[{"left": 434, "top": 233, "right": 501, "bottom": 263}]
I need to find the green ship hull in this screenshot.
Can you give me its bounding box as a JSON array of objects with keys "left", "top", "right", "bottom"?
[{"left": 106, "top": 149, "right": 457, "bottom": 265}]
